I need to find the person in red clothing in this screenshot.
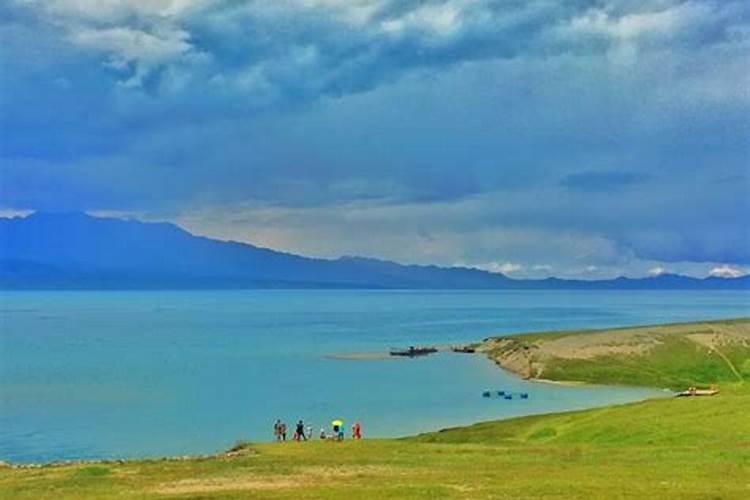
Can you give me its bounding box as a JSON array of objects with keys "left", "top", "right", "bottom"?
[{"left": 352, "top": 421, "right": 362, "bottom": 440}]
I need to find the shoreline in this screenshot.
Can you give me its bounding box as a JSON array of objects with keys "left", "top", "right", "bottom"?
[
  {"left": 329, "top": 350, "right": 671, "bottom": 391},
  {"left": 3, "top": 317, "right": 746, "bottom": 467},
  {"left": 0, "top": 448, "right": 254, "bottom": 470}
]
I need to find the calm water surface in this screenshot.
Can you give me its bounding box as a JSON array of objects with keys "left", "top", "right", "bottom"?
[{"left": 1, "top": 289, "right": 748, "bottom": 463}]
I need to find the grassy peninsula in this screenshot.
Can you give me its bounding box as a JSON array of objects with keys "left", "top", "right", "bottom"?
[
  {"left": 478, "top": 318, "right": 750, "bottom": 389},
  {"left": 2, "top": 319, "right": 749, "bottom": 499}
]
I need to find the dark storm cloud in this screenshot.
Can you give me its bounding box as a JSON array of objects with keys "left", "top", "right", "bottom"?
[{"left": 1, "top": 0, "right": 748, "bottom": 272}]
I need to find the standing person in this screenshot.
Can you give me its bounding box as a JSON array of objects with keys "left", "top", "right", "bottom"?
[
  {"left": 306, "top": 424, "right": 313, "bottom": 441},
  {"left": 279, "top": 420, "right": 287, "bottom": 441},
  {"left": 273, "top": 419, "right": 282, "bottom": 442},
  {"left": 332, "top": 419, "right": 345, "bottom": 441},
  {"left": 352, "top": 421, "right": 362, "bottom": 440},
  {"left": 296, "top": 420, "right": 307, "bottom": 441}
]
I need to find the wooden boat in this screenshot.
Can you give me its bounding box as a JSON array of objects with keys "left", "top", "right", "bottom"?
[
  {"left": 389, "top": 346, "right": 438, "bottom": 357},
  {"left": 675, "top": 388, "right": 719, "bottom": 397},
  {"left": 452, "top": 346, "right": 476, "bottom": 353}
]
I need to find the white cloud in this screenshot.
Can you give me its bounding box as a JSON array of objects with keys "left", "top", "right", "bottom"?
[
  {"left": 709, "top": 265, "right": 746, "bottom": 278},
  {"left": 477, "top": 262, "right": 524, "bottom": 275},
  {"left": 71, "top": 26, "right": 195, "bottom": 86},
  {"left": 0, "top": 209, "right": 33, "bottom": 219},
  {"left": 293, "top": 0, "right": 385, "bottom": 26},
  {"left": 13, "top": 0, "right": 749, "bottom": 97},
  {"left": 14, "top": 0, "right": 212, "bottom": 87},
  {"left": 381, "top": 2, "right": 464, "bottom": 37},
  {"left": 532, "top": 264, "right": 552, "bottom": 272},
  {"left": 16, "top": 0, "right": 213, "bottom": 22},
  {"left": 648, "top": 266, "right": 667, "bottom": 276},
  {"left": 567, "top": 2, "right": 713, "bottom": 42}
]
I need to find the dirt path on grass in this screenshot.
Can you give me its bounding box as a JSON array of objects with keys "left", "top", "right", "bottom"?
[
  {"left": 705, "top": 327, "right": 744, "bottom": 382},
  {"left": 150, "top": 465, "right": 405, "bottom": 495}
]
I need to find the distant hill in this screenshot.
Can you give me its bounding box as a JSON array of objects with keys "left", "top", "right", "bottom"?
[{"left": 1, "top": 212, "right": 747, "bottom": 290}]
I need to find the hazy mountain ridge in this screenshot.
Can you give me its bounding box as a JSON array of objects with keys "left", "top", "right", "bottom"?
[{"left": 1, "top": 212, "right": 747, "bottom": 290}]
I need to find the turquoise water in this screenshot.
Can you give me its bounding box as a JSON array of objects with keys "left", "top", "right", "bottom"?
[{"left": 0, "top": 289, "right": 748, "bottom": 463}]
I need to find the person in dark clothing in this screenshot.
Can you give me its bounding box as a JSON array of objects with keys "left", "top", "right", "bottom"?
[
  {"left": 273, "top": 419, "right": 282, "bottom": 441},
  {"left": 295, "top": 420, "right": 307, "bottom": 441}
]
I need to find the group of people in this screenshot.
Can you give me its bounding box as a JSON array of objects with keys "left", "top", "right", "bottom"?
[
  {"left": 273, "top": 419, "right": 362, "bottom": 442},
  {"left": 272, "top": 419, "right": 310, "bottom": 441}
]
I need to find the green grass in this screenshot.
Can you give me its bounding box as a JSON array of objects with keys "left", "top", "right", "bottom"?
[
  {"left": 2, "top": 319, "right": 749, "bottom": 498},
  {"left": 413, "top": 383, "right": 749, "bottom": 448},
  {"left": 541, "top": 336, "right": 749, "bottom": 389}
]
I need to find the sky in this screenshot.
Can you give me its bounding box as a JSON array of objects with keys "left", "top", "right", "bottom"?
[{"left": 1, "top": 0, "right": 748, "bottom": 279}]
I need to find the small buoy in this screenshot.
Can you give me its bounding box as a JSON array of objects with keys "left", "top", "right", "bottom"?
[
  {"left": 497, "top": 390, "right": 505, "bottom": 396},
  {"left": 520, "top": 393, "right": 529, "bottom": 399},
  {"left": 482, "top": 391, "right": 491, "bottom": 398},
  {"left": 504, "top": 395, "right": 512, "bottom": 400}
]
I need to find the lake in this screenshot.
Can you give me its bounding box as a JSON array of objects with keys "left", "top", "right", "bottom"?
[{"left": 1, "top": 289, "right": 748, "bottom": 463}]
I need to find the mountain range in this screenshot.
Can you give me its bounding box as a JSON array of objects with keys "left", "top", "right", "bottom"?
[{"left": 1, "top": 212, "right": 747, "bottom": 290}]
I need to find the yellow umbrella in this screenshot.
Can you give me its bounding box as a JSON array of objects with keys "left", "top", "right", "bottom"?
[{"left": 331, "top": 419, "right": 343, "bottom": 427}]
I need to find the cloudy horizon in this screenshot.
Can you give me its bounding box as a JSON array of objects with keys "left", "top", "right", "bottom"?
[{"left": 1, "top": 0, "right": 748, "bottom": 279}]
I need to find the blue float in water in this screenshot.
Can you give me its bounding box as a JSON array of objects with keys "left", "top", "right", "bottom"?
[
  {"left": 497, "top": 390, "right": 505, "bottom": 396},
  {"left": 520, "top": 393, "right": 529, "bottom": 399},
  {"left": 504, "top": 395, "right": 513, "bottom": 400},
  {"left": 482, "top": 391, "right": 491, "bottom": 398}
]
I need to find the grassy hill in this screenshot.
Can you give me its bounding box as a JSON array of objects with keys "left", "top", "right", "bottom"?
[{"left": 2, "top": 319, "right": 749, "bottom": 499}]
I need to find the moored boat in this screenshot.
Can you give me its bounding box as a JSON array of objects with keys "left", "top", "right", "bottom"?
[
  {"left": 452, "top": 346, "right": 476, "bottom": 353},
  {"left": 389, "top": 346, "right": 438, "bottom": 357}
]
